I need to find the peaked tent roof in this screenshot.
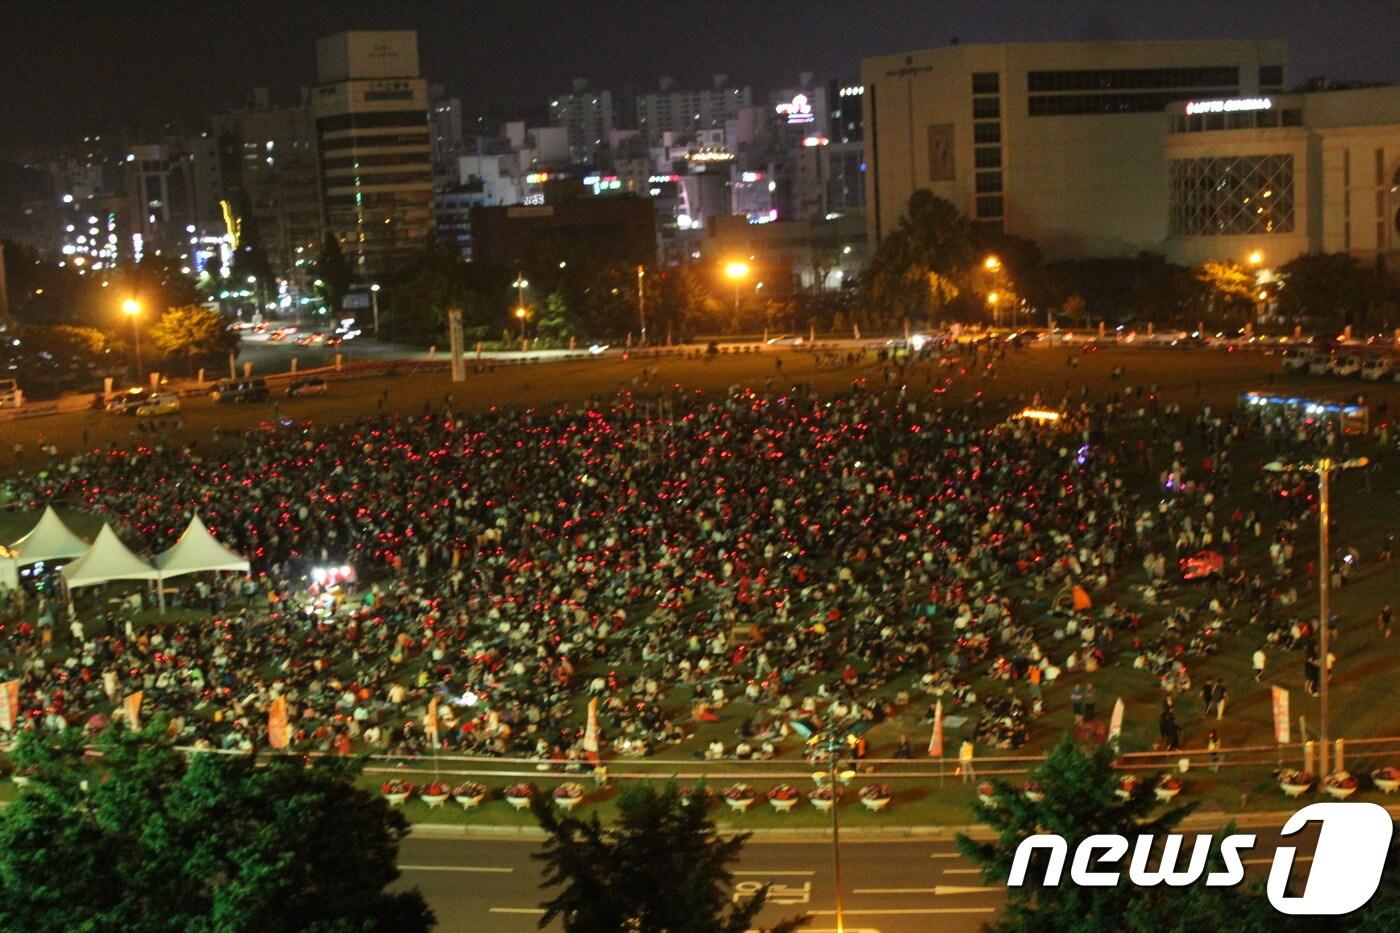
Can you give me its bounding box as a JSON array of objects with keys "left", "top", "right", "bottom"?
[
  {"left": 8, "top": 506, "right": 91, "bottom": 567},
  {"left": 154, "top": 514, "right": 250, "bottom": 579},
  {"left": 61, "top": 524, "right": 161, "bottom": 590}
]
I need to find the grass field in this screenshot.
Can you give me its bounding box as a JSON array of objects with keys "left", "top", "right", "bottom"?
[{"left": 4, "top": 343, "right": 1400, "bottom": 825}]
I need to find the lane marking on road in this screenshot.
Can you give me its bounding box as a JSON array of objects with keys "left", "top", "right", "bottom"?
[
  {"left": 810, "top": 908, "right": 997, "bottom": 916},
  {"left": 929, "top": 852, "right": 963, "bottom": 859},
  {"left": 1245, "top": 855, "right": 1313, "bottom": 865},
  {"left": 941, "top": 867, "right": 982, "bottom": 875},
  {"left": 489, "top": 907, "right": 547, "bottom": 915},
  {"left": 399, "top": 865, "right": 514, "bottom": 873},
  {"left": 853, "top": 887, "right": 941, "bottom": 895},
  {"left": 733, "top": 870, "right": 817, "bottom": 877}
]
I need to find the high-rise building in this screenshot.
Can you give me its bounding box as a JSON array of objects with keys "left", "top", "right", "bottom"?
[
  {"left": 636, "top": 75, "right": 752, "bottom": 141},
  {"left": 429, "top": 86, "right": 464, "bottom": 183},
  {"left": 312, "top": 30, "right": 433, "bottom": 277},
  {"left": 861, "top": 39, "right": 1287, "bottom": 258},
  {"left": 550, "top": 79, "right": 614, "bottom": 160},
  {"left": 828, "top": 80, "right": 865, "bottom": 143},
  {"left": 210, "top": 90, "right": 322, "bottom": 285}
]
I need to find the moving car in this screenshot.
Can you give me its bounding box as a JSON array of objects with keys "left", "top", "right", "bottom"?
[
  {"left": 209, "top": 379, "right": 270, "bottom": 403},
  {"left": 1362, "top": 357, "right": 1393, "bottom": 381},
  {"left": 105, "top": 388, "right": 154, "bottom": 414},
  {"left": 135, "top": 393, "right": 181, "bottom": 417},
  {"left": 285, "top": 376, "right": 328, "bottom": 398}
]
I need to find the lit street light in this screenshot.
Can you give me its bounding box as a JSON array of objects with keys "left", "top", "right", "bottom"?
[
  {"left": 1247, "top": 249, "right": 1264, "bottom": 267},
  {"left": 983, "top": 255, "right": 1002, "bottom": 271},
  {"left": 121, "top": 298, "right": 143, "bottom": 382},
  {"left": 1263, "top": 455, "right": 1369, "bottom": 780},
  {"left": 370, "top": 283, "right": 381, "bottom": 339},
  {"left": 724, "top": 260, "right": 749, "bottom": 329},
  {"left": 514, "top": 305, "right": 529, "bottom": 339}
]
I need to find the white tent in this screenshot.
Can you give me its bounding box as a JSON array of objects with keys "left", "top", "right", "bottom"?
[
  {"left": 61, "top": 524, "right": 161, "bottom": 590},
  {"left": 8, "top": 506, "right": 90, "bottom": 567},
  {"left": 154, "top": 515, "right": 250, "bottom": 580}
]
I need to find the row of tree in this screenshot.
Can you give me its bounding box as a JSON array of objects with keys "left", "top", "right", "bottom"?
[{"left": 863, "top": 191, "right": 1400, "bottom": 332}]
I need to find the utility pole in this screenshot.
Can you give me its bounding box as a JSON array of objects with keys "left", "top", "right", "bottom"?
[
  {"left": 1317, "top": 459, "right": 1332, "bottom": 778},
  {"left": 637, "top": 264, "right": 647, "bottom": 346},
  {"left": 826, "top": 727, "right": 847, "bottom": 933}
]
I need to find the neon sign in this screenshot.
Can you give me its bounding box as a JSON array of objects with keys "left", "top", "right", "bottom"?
[
  {"left": 776, "top": 93, "right": 815, "bottom": 124},
  {"left": 1185, "top": 97, "right": 1272, "bottom": 115}
]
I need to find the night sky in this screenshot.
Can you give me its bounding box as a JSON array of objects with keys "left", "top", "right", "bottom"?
[{"left": 3, "top": 0, "right": 1398, "bottom": 153}]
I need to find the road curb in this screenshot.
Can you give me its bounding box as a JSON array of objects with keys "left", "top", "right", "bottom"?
[{"left": 408, "top": 802, "right": 1400, "bottom": 843}]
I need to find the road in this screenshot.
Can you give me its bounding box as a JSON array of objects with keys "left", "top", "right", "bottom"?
[{"left": 396, "top": 821, "right": 1324, "bottom": 933}]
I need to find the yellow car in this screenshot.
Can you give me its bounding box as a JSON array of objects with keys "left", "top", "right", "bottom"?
[{"left": 135, "top": 393, "right": 182, "bottom": 416}]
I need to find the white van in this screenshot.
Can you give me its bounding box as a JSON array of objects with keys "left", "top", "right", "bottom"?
[{"left": 1361, "top": 357, "right": 1392, "bottom": 381}]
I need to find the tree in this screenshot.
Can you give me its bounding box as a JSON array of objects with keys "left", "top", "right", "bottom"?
[
  {"left": 654, "top": 266, "right": 721, "bottom": 342},
  {"left": 0, "top": 726, "right": 433, "bottom": 932},
  {"left": 538, "top": 289, "right": 577, "bottom": 342},
  {"left": 533, "top": 782, "right": 804, "bottom": 933},
  {"left": 864, "top": 191, "right": 976, "bottom": 325},
  {"left": 148, "top": 304, "right": 240, "bottom": 374},
  {"left": 1275, "top": 252, "right": 1382, "bottom": 330},
  {"left": 1195, "top": 260, "right": 1256, "bottom": 328},
  {"left": 314, "top": 236, "right": 353, "bottom": 316},
  {"left": 957, "top": 736, "right": 1279, "bottom": 933}
]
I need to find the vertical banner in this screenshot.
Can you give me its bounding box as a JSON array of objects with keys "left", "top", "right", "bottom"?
[
  {"left": 1108, "top": 698, "right": 1125, "bottom": 748},
  {"left": 425, "top": 696, "right": 440, "bottom": 746},
  {"left": 123, "top": 691, "right": 143, "bottom": 732},
  {"left": 582, "top": 697, "right": 600, "bottom": 760},
  {"left": 928, "top": 699, "right": 944, "bottom": 757},
  {"left": 267, "top": 696, "right": 288, "bottom": 750},
  {"left": 0, "top": 680, "right": 19, "bottom": 732},
  {"left": 1272, "top": 686, "right": 1291, "bottom": 744},
  {"left": 448, "top": 307, "right": 466, "bottom": 383}
]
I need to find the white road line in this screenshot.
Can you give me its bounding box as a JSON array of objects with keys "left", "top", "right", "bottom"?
[
  {"left": 399, "top": 865, "right": 514, "bottom": 873},
  {"left": 810, "top": 908, "right": 997, "bottom": 916},
  {"left": 733, "top": 870, "right": 817, "bottom": 877},
  {"left": 489, "top": 907, "right": 547, "bottom": 915},
  {"left": 853, "top": 887, "right": 941, "bottom": 895},
  {"left": 1245, "top": 855, "right": 1313, "bottom": 865},
  {"left": 941, "top": 867, "right": 981, "bottom": 875},
  {"left": 929, "top": 852, "right": 963, "bottom": 859},
  {"left": 933, "top": 885, "right": 1001, "bottom": 895}
]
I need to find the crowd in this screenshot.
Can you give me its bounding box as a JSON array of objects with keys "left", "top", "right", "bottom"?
[{"left": 0, "top": 352, "right": 1378, "bottom": 766}]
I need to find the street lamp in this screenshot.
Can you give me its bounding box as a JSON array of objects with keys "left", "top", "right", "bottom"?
[
  {"left": 637, "top": 264, "right": 647, "bottom": 346},
  {"left": 814, "top": 724, "right": 857, "bottom": 933},
  {"left": 1262, "top": 455, "right": 1369, "bottom": 780},
  {"left": 514, "top": 305, "right": 529, "bottom": 339},
  {"left": 724, "top": 261, "right": 749, "bottom": 329},
  {"left": 370, "top": 283, "right": 381, "bottom": 340},
  {"left": 986, "top": 291, "right": 1001, "bottom": 328},
  {"left": 1247, "top": 250, "right": 1264, "bottom": 267},
  {"left": 983, "top": 255, "right": 1002, "bottom": 272},
  {"left": 121, "top": 298, "right": 143, "bottom": 382}
]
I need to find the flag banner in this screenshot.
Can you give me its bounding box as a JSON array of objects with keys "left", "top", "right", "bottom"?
[
  {"left": 1272, "top": 686, "right": 1291, "bottom": 744},
  {"left": 425, "top": 696, "right": 440, "bottom": 745},
  {"left": 0, "top": 680, "right": 18, "bottom": 732},
  {"left": 928, "top": 699, "right": 944, "bottom": 756},
  {"left": 582, "top": 697, "right": 600, "bottom": 757},
  {"left": 1108, "top": 698, "right": 1125, "bottom": 747},
  {"left": 1072, "top": 585, "right": 1093, "bottom": 611},
  {"left": 124, "top": 691, "right": 143, "bottom": 732},
  {"left": 267, "top": 696, "right": 288, "bottom": 750}
]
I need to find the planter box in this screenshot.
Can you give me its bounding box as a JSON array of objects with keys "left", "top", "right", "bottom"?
[
  {"left": 1279, "top": 782, "right": 1311, "bottom": 798},
  {"left": 455, "top": 794, "right": 485, "bottom": 810},
  {"left": 811, "top": 797, "right": 834, "bottom": 812},
  {"left": 421, "top": 793, "right": 449, "bottom": 809},
  {"left": 860, "top": 796, "right": 891, "bottom": 812},
  {"left": 555, "top": 795, "right": 583, "bottom": 811},
  {"left": 769, "top": 797, "right": 799, "bottom": 813},
  {"left": 1324, "top": 784, "right": 1356, "bottom": 800},
  {"left": 725, "top": 797, "right": 755, "bottom": 813},
  {"left": 1154, "top": 786, "right": 1181, "bottom": 802},
  {"left": 506, "top": 795, "right": 533, "bottom": 811},
  {"left": 1373, "top": 776, "right": 1400, "bottom": 794},
  {"left": 384, "top": 792, "right": 410, "bottom": 806}
]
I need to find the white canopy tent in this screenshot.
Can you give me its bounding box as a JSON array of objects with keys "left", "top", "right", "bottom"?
[
  {"left": 8, "top": 506, "right": 90, "bottom": 567},
  {"left": 61, "top": 524, "right": 164, "bottom": 609},
  {"left": 154, "top": 515, "right": 250, "bottom": 580}
]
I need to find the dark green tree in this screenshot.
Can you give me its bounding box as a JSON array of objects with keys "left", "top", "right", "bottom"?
[
  {"left": 533, "top": 782, "right": 804, "bottom": 933},
  {"left": 314, "top": 236, "right": 353, "bottom": 316},
  {"left": 864, "top": 191, "right": 976, "bottom": 325},
  {"left": 1275, "top": 251, "right": 1383, "bottom": 330},
  {"left": 654, "top": 265, "right": 721, "bottom": 342},
  {"left": 957, "top": 736, "right": 1280, "bottom": 933},
  {"left": 0, "top": 726, "right": 433, "bottom": 933},
  {"left": 230, "top": 192, "right": 274, "bottom": 307}
]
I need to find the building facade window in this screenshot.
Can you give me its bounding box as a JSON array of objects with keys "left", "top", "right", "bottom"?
[
  {"left": 975, "top": 171, "right": 1003, "bottom": 194},
  {"left": 974, "top": 147, "right": 1002, "bottom": 169},
  {"left": 976, "top": 195, "right": 1003, "bottom": 219},
  {"left": 1028, "top": 67, "right": 1239, "bottom": 92},
  {"left": 1169, "top": 154, "right": 1295, "bottom": 236},
  {"left": 973, "top": 98, "right": 1000, "bottom": 120},
  {"left": 972, "top": 72, "right": 1000, "bottom": 95},
  {"left": 1030, "top": 90, "right": 1236, "bottom": 116},
  {"left": 973, "top": 122, "right": 1001, "bottom": 144}
]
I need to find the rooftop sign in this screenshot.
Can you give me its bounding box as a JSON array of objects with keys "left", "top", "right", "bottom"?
[{"left": 1185, "top": 97, "right": 1273, "bottom": 115}]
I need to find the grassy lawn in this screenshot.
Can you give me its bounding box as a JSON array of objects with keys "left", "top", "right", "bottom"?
[{"left": 5, "top": 344, "right": 1400, "bottom": 826}]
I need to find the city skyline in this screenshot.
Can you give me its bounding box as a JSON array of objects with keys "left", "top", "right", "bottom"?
[{"left": 3, "top": 0, "right": 1399, "bottom": 152}]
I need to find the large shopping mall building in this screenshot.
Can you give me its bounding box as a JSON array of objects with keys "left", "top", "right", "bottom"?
[{"left": 861, "top": 39, "right": 1400, "bottom": 270}]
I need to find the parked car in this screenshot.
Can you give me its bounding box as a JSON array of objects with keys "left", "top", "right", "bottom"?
[
  {"left": 1281, "top": 349, "right": 1311, "bottom": 372},
  {"left": 285, "top": 376, "right": 328, "bottom": 398},
  {"left": 1331, "top": 355, "right": 1362, "bottom": 377},
  {"left": 1307, "top": 353, "right": 1334, "bottom": 375},
  {"left": 210, "top": 379, "right": 269, "bottom": 403},
  {"left": 135, "top": 393, "right": 181, "bottom": 417},
  {"left": 105, "top": 388, "right": 154, "bottom": 414},
  {"left": 1362, "top": 357, "right": 1393, "bottom": 381}
]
